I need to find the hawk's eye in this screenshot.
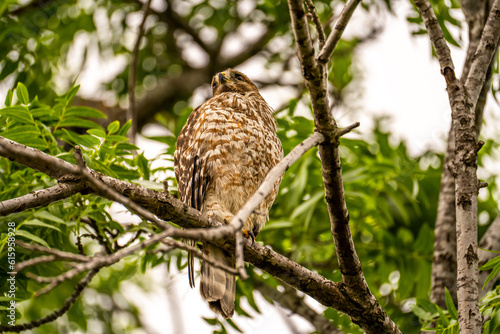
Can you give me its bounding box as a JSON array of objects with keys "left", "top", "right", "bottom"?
[{"left": 234, "top": 73, "right": 244, "bottom": 81}]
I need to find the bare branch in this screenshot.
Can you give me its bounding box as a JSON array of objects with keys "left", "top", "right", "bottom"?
[
  {"left": 316, "top": 0, "right": 361, "bottom": 64},
  {"left": 0, "top": 182, "right": 85, "bottom": 216},
  {"left": 16, "top": 240, "right": 90, "bottom": 263},
  {"left": 161, "top": 239, "right": 238, "bottom": 275},
  {"left": 34, "top": 230, "right": 171, "bottom": 296},
  {"left": 255, "top": 281, "right": 343, "bottom": 333},
  {"left": 464, "top": 0, "right": 500, "bottom": 106},
  {"left": 413, "top": 0, "right": 456, "bottom": 77},
  {"left": 304, "top": 0, "right": 326, "bottom": 48},
  {"left": 0, "top": 269, "right": 99, "bottom": 333},
  {"left": 15, "top": 255, "right": 57, "bottom": 273},
  {"left": 128, "top": 0, "right": 152, "bottom": 143},
  {"left": 288, "top": 0, "right": 398, "bottom": 332}
]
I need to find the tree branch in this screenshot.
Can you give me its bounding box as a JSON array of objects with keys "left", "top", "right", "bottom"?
[
  {"left": 413, "top": 1, "right": 500, "bottom": 331},
  {"left": 255, "top": 281, "right": 343, "bottom": 333},
  {"left": 287, "top": 0, "right": 399, "bottom": 332},
  {"left": 464, "top": 0, "right": 500, "bottom": 106},
  {"left": 128, "top": 0, "right": 152, "bottom": 143},
  {"left": 304, "top": 0, "right": 326, "bottom": 48},
  {"left": 429, "top": 0, "right": 495, "bottom": 308},
  {"left": 316, "top": 0, "right": 361, "bottom": 64},
  {"left": 0, "top": 182, "right": 85, "bottom": 216}
]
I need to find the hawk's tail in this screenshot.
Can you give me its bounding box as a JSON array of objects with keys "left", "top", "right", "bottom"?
[{"left": 200, "top": 242, "right": 235, "bottom": 319}]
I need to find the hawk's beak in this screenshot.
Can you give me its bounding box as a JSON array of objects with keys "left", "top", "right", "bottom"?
[{"left": 218, "top": 72, "right": 229, "bottom": 83}]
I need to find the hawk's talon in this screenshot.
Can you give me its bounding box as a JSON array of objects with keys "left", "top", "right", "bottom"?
[{"left": 242, "top": 229, "right": 255, "bottom": 245}]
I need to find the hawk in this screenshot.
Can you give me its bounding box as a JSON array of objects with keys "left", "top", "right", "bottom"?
[{"left": 174, "top": 69, "right": 283, "bottom": 318}]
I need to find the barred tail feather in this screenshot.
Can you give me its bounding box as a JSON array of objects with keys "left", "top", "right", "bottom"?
[{"left": 200, "top": 242, "right": 235, "bottom": 319}]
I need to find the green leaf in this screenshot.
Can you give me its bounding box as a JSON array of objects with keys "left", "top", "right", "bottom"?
[
  {"left": 445, "top": 287, "right": 458, "bottom": 320},
  {"left": 480, "top": 255, "right": 500, "bottom": 271},
  {"left": 4, "top": 89, "right": 13, "bottom": 106},
  {"left": 0, "top": 106, "right": 33, "bottom": 124},
  {"left": 21, "top": 219, "right": 62, "bottom": 232},
  {"left": 117, "top": 119, "right": 132, "bottom": 136},
  {"left": 15, "top": 230, "right": 50, "bottom": 247},
  {"left": 107, "top": 120, "right": 120, "bottom": 134},
  {"left": 16, "top": 82, "right": 29, "bottom": 105},
  {"left": 87, "top": 128, "right": 106, "bottom": 138},
  {"left": 58, "top": 118, "right": 102, "bottom": 129},
  {"left": 33, "top": 211, "right": 67, "bottom": 224},
  {"left": 65, "top": 106, "right": 106, "bottom": 119}
]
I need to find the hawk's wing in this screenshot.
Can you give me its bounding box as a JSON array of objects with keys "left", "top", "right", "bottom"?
[
  {"left": 174, "top": 106, "right": 210, "bottom": 211},
  {"left": 174, "top": 104, "right": 211, "bottom": 288}
]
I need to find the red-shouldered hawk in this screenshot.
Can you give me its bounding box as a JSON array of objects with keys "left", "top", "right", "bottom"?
[{"left": 174, "top": 69, "right": 283, "bottom": 318}]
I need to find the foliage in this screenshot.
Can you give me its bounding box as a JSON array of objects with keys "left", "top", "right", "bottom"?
[{"left": 0, "top": 83, "right": 153, "bottom": 333}]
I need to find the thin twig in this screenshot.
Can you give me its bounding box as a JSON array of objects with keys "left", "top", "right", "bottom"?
[
  {"left": 464, "top": 0, "right": 500, "bottom": 106},
  {"left": 316, "top": 0, "right": 361, "bottom": 64},
  {"left": 16, "top": 240, "right": 90, "bottom": 262},
  {"left": 128, "top": 0, "right": 152, "bottom": 143},
  {"left": 234, "top": 231, "right": 247, "bottom": 279},
  {"left": 161, "top": 239, "right": 238, "bottom": 275},
  {"left": 34, "top": 229, "right": 171, "bottom": 296},
  {"left": 304, "top": 0, "right": 326, "bottom": 48},
  {"left": 15, "top": 255, "right": 57, "bottom": 273}
]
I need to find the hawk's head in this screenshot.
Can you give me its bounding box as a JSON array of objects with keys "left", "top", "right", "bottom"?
[{"left": 211, "top": 69, "right": 259, "bottom": 96}]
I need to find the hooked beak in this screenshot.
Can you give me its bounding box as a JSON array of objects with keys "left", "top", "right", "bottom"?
[{"left": 218, "top": 72, "right": 229, "bottom": 83}]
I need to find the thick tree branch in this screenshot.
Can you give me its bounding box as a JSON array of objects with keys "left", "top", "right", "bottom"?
[
  {"left": 0, "top": 182, "right": 85, "bottom": 216},
  {"left": 429, "top": 0, "right": 495, "bottom": 308},
  {"left": 255, "top": 281, "right": 343, "bottom": 334},
  {"left": 287, "top": 0, "right": 399, "bottom": 332},
  {"left": 413, "top": 1, "right": 500, "bottom": 332}
]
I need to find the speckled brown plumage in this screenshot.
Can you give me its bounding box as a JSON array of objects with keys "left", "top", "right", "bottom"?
[{"left": 174, "top": 69, "right": 283, "bottom": 318}]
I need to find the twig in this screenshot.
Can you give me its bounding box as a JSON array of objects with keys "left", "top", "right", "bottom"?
[
  {"left": 0, "top": 269, "right": 99, "bottom": 333},
  {"left": 255, "top": 281, "right": 343, "bottom": 334},
  {"left": 464, "top": 0, "right": 500, "bottom": 106},
  {"left": 15, "top": 255, "right": 57, "bottom": 273},
  {"left": 34, "top": 229, "right": 171, "bottom": 296},
  {"left": 128, "top": 0, "right": 152, "bottom": 143},
  {"left": 161, "top": 239, "right": 238, "bottom": 275},
  {"left": 16, "top": 240, "right": 90, "bottom": 262},
  {"left": 304, "top": 0, "right": 326, "bottom": 48},
  {"left": 316, "top": 0, "right": 361, "bottom": 64},
  {"left": 234, "top": 231, "right": 247, "bottom": 280}
]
